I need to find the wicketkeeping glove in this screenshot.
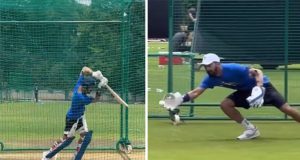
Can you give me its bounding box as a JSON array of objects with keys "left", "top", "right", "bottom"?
[
  {"left": 159, "top": 92, "right": 183, "bottom": 111},
  {"left": 246, "top": 86, "right": 265, "bottom": 108}
]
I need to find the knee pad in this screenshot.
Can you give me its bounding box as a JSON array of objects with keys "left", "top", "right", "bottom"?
[{"left": 77, "top": 116, "right": 88, "bottom": 135}]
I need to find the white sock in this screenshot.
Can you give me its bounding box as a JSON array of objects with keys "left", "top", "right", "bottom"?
[{"left": 241, "top": 119, "right": 255, "bottom": 129}]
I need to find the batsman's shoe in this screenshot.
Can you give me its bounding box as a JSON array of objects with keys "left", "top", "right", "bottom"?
[
  {"left": 42, "top": 151, "right": 50, "bottom": 160},
  {"left": 237, "top": 127, "right": 260, "bottom": 140},
  {"left": 42, "top": 151, "right": 58, "bottom": 160}
]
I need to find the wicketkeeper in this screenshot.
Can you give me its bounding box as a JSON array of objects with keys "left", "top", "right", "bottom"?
[
  {"left": 160, "top": 53, "right": 300, "bottom": 140},
  {"left": 42, "top": 66, "right": 108, "bottom": 160}
]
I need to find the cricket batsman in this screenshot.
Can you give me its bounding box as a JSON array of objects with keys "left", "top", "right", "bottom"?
[
  {"left": 42, "top": 66, "right": 108, "bottom": 160},
  {"left": 160, "top": 53, "right": 300, "bottom": 140}
]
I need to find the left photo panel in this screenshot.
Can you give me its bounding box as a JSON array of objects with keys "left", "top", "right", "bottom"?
[{"left": 0, "top": 0, "right": 145, "bottom": 160}]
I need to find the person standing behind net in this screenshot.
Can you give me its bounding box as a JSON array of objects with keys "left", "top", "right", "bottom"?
[
  {"left": 34, "top": 85, "right": 39, "bottom": 103},
  {"left": 161, "top": 53, "right": 300, "bottom": 140},
  {"left": 187, "top": 6, "right": 197, "bottom": 32},
  {"left": 42, "top": 66, "right": 108, "bottom": 160}
]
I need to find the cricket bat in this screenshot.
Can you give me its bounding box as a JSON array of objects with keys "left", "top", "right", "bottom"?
[{"left": 105, "top": 84, "right": 129, "bottom": 107}]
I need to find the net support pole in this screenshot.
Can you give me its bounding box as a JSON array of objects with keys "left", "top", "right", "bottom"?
[
  {"left": 167, "top": 0, "right": 174, "bottom": 93},
  {"left": 189, "top": 54, "right": 195, "bottom": 117},
  {"left": 284, "top": 0, "right": 289, "bottom": 120},
  {"left": 118, "top": 0, "right": 132, "bottom": 148},
  {"left": 0, "top": 142, "right": 4, "bottom": 151}
]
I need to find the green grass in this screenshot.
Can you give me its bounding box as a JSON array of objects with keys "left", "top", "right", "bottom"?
[
  {"left": 149, "top": 120, "right": 300, "bottom": 160},
  {"left": 148, "top": 42, "right": 300, "bottom": 160},
  {"left": 0, "top": 101, "right": 144, "bottom": 149},
  {"left": 148, "top": 41, "right": 168, "bottom": 53}
]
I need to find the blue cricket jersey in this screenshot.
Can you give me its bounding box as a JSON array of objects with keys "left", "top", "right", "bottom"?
[
  {"left": 200, "top": 63, "right": 270, "bottom": 90},
  {"left": 66, "top": 75, "right": 93, "bottom": 120}
]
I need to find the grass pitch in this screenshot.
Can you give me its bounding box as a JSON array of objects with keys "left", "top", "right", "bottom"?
[
  {"left": 149, "top": 120, "right": 300, "bottom": 160},
  {"left": 0, "top": 101, "right": 145, "bottom": 159},
  {"left": 0, "top": 150, "right": 144, "bottom": 160}
]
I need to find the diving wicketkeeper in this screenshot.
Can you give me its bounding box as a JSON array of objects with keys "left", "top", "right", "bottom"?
[{"left": 159, "top": 53, "right": 300, "bottom": 140}]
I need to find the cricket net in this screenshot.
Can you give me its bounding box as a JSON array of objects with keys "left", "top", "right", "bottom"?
[{"left": 0, "top": 0, "right": 145, "bottom": 159}]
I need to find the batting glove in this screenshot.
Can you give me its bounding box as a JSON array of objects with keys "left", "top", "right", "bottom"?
[
  {"left": 98, "top": 77, "right": 108, "bottom": 88},
  {"left": 92, "top": 70, "right": 104, "bottom": 80}
]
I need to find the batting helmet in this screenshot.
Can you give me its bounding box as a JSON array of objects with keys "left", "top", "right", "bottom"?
[{"left": 82, "top": 76, "right": 96, "bottom": 88}]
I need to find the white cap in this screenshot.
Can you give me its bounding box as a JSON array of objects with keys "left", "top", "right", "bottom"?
[{"left": 200, "top": 53, "right": 220, "bottom": 65}]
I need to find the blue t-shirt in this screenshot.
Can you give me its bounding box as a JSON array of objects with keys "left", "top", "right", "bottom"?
[
  {"left": 66, "top": 75, "right": 93, "bottom": 120},
  {"left": 200, "top": 63, "right": 270, "bottom": 90}
]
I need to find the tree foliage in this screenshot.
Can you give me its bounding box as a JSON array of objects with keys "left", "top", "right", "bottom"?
[{"left": 0, "top": 0, "right": 144, "bottom": 101}]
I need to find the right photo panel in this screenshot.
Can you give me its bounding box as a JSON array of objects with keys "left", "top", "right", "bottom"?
[{"left": 148, "top": 0, "right": 300, "bottom": 159}]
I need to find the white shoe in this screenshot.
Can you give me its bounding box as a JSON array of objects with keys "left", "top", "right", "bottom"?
[
  {"left": 42, "top": 151, "right": 58, "bottom": 160},
  {"left": 237, "top": 127, "right": 260, "bottom": 140},
  {"left": 42, "top": 151, "right": 50, "bottom": 160}
]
